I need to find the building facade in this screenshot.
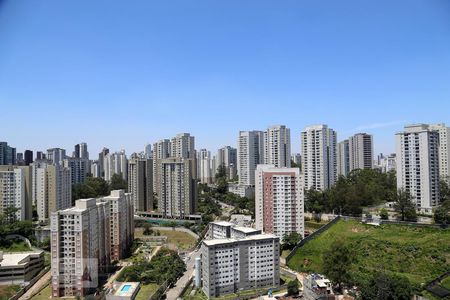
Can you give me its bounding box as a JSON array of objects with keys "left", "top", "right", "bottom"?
[
  {"left": 255, "top": 165, "right": 304, "bottom": 239},
  {"left": 348, "top": 133, "right": 373, "bottom": 171},
  {"left": 217, "top": 146, "right": 237, "bottom": 180},
  {"left": 396, "top": 124, "right": 440, "bottom": 211},
  {"left": 201, "top": 234, "right": 280, "bottom": 299},
  {"left": 337, "top": 140, "right": 350, "bottom": 177},
  {"left": 104, "top": 151, "right": 128, "bottom": 181},
  {"left": 264, "top": 125, "right": 291, "bottom": 168},
  {"left": 237, "top": 131, "right": 265, "bottom": 186},
  {"left": 301, "top": 125, "right": 337, "bottom": 191},
  {"left": 429, "top": 123, "right": 450, "bottom": 181},
  {"left": 128, "top": 156, "right": 153, "bottom": 212},
  {"left": 155, "top": 158, "right": 197, "bottom": 218}
]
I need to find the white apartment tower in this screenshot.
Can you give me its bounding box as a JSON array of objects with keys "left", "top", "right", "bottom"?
[
  {"left": 104, "top": 151, "right": 128, "bottom": 181},
  {"left": 348, "top": 133, "right": 374, "bottom": 171},
  {"left": 237, "top": 131, "right": 265, "bottom": 186},
  {"left": 301, "top": 125, "right": 337, "bottom": 190},
  {"left": 396, "top": 124, "right": 440, "bottom": 211},
  {"left": 429, "top": 123, "right": 450, "bottom": 181},
  {"left": 155, "top": 158, "right": 197, "bottom": 217},
  {"left": 201, "top": 234, "right": 280, "bottom": 299},
  {"left": 217, "top": 146, "right": 237, "bottom": 180},
  {"left": 255, "top": 165, "right": 304, "bottom": 239},
  {"left": 264, "top": 125, "right": 291, "bottom": 168},
  {"left": 0, "top": 166, "right": 26, "bottom": 221},
  {"left": 198, "top": 149, "right": 213, "bottom": 184}
]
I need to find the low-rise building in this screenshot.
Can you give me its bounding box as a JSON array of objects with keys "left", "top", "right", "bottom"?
[
  {"left": 0, "top": 250, "right": 44, "bottom": 285},
  {"left": 201, "top": 234, "right": 280, "bottom": 299},
  {"left": 227, "top": 183, "right": 254, "bottom": 198},
  {"left": 303, "top": 273, "right": 334, "bottom": 300}
]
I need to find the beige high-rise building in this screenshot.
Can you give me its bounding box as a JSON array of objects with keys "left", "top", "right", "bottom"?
[
  {"left": 155, "top": 158, "right": 196, "bottom": 217},
  {"left": 32, "top": 161, "right": 71, "bottom": 222},
  {"left": 170, "top": 133, "right": 195, "bottom": 159},
  {"left": 50, "top": 198, "right": 108, "bottom": 297},
  {"left": 301, "top": 124, "right": 337, "bottom": 190},
  {"left": 264, "top": 125, "right": 291, "bottom": 168},
  {"left": 348, "top": 133, "right": 373, "bottom": 171},
  {"left": 337, "top": 140, "right": 350, "bottom": 177},
  {"left": 50, "top": 190, "right": 133, "bottom": 297},
  {"left": 255, "top": 165, "right": 304, "bottom": 239},
  {"left": 128, "top": 155, "right": 153, "bottom": 212},
  {"left": 217, "top": 146, "right": 237, "bottom": 180},
  {"left": 429, "top": 123, "right": 450, "bottom": 181},
  {"left": 396, "top": 124, "right": 440, "bottom": 211},
  {"left": 101, "top": 190, "right": 134, "bottom": 261}
]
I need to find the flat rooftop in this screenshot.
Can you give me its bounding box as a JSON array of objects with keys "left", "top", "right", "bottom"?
[
  {"left": 232, "top": 226, "right": 260, "bottom": 233},
  {"left": 203, "top": 233, "right": 278, "bottom": 246},
  {"left": 0, "top": 251, "right": 43, "bottom": 267},
  {"left": 210, "top": 221, "right": 234, "bottom": 227}
]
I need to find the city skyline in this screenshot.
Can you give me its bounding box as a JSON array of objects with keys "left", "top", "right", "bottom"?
[{"left": 1, "top": 0, "right": 450, "bottom": 156}]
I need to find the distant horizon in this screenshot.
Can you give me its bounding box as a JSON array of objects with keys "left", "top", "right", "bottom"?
[{"left": 1, "top": 1, "right": 449, "bottom": 156}]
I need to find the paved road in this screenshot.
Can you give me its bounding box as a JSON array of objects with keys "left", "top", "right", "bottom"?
[
  {"left": 19, "top": 271, "right": 51, "bottom": 300},
  {"left": 165, "top": 249, "right": 201, "bottom": 300}
]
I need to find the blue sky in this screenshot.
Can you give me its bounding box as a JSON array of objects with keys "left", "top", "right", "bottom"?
[{"left": 1, "top": 0, "right": 449, "bottom": 156}]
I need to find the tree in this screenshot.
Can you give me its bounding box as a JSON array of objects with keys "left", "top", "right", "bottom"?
[
  {"left": 287, "top": 279, "right": 300, "bottom": 296},
  {"left": 282, "top": 232, "right": 302, "bottom": 250},
  {"left": 360, "top": 272, "right": 415, "bottom": 300},
  {"left": 440, "top": 178, "right": 450, "bottom": 203},
  {"left": 72, "top": 177, "right": 110, "bottom": 202},
  {"left": 3, "top": 206, "right": 20, "bottom": 224},
  {"left": 379, "top": 208, "right": 389, "bottom": 220},
  {"left": 322, "top": 239, "right": 352, "bottom": 291},
  {"left": 434, "top": 200, "right": 450, "bottom": 225},
  {"left": 143, "top": 224, "right": 153, "bottom": 235},
  {"left": 215, "top": 164, "right": 228, "bottom": 194},
  {"left": 393, "top": 189, "right": 416, "bottom": 221},
  {"left": 110, "top": 173, "right": 128, "bottom": 191}
]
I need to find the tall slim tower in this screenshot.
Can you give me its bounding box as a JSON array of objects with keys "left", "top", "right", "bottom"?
[
  {"left": 396, "top": 124, "right": 440, "bottom": 211},
  {"left": 128, "top": 155, "right": 153, "bottom": 212},
  {"left": 264, "top": 125, "right": 291, "bottom": 168},
  {"left": 237, "top": 131, "right": 265, "bottom": 186},
  {"left": 301, "top": 124, "right": 337, "bottom": 190},
  {"left": 429, "top": 123, "right": 450, "bottom": 181},
  {"left": 348, "top": 133, "right": 373, "bottom": 171}
]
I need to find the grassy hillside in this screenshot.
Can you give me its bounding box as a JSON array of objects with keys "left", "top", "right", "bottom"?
[{"left": 288, "top": 220, "right": 450, "bottom": 286}]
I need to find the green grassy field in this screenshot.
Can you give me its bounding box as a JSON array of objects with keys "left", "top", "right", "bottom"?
[
  {"left": 134, "top": 283, "right": 159, "bottom": 300},
  {"left": 157, "top": 229, "right": 197, "bottom": 250},
  {"left": 288, "top": 220, "right": 450, "bottom": 287},
  {"left": 0, "top": 285, "right": 21, "bottom": 300},
  {"left": 30, "top": 284, "right": 52, "bottom": 300}
]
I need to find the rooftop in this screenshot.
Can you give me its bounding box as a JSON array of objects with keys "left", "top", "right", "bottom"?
[
  {"left": 203, "top": 233, "right": 278, "bottom": 246},
  {"left": 0, "top": 251, "right": 43, "bottom": 267}
]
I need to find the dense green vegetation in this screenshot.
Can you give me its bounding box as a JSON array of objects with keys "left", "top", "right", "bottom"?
[
  {"left": 0, "top": 213, "right": 35, "bottom": 248},
  {"left": 117, "top": 247, "right": 185, "bottom": 285},
  {"left": 281, "top": 232, "right": 302, "bottom": 250},
  {"left": 72, "top": 174, "right": 127, "bottom": 203},
  {"left": 305, "top": 169, "right": 396, "bottom": 216},
  {"left": 288, "top": 220, "right": 450, "bottom": 296}
]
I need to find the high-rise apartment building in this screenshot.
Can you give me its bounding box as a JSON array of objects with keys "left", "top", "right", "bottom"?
[
  {"left": 348, "top": 133, "right": 373, "bottom": 171},
  {"left": 63, "top": 157, "right": 89, "bottom": 185},
  {"left": 73, "top": 143, "right": 89, "bottom": 159},
  {"left": 97, "top": 147, "right": 109, "bottom": 178},
  {"left": 198, "top": 149, "right": 213, "bottom": 184},
  {"left": 0, "top": 142, "right": 16, "bottom": 165},
  {"left": 32, "top": 161, "right": 72, "bottom": 221},
  {"left": 396, "top": 124, "right": 440, "bottom": 211},
  {"left": 47, "top": 148, "right": 66, "bottom": 165},
  {"left": 0, "top": 166, "right": 26, "bottom": 221},
  {"left": 301, "top": 125, "right": 337, "bottom": 190},
  {"left": 255, "top": 165, "right": 304, "bottom": 239},
  {"left": 128, "top": 155, "right": 153, "bottom": 211},
  {"left": 50, "top": 190, "right": 133, "bottom": 297},
  {"left": 155, "top": 158, "right": 196, "bottom": 217},
  {"left": 429, "top": 123, "right": 450, "bottom": 181},
  {"left": 144, "top": 144, "right": 152, "bottom": 159},
  {"left": 170, "top": 133, "right": 195, "bottom": 159},
  {"left": 237, "top": 131, "right": 265, "bottom": 186},
  {"left": 50, "top": 198, "right": 107, "bottom": 297},
  {"left": 104, "top": 151, "right": 128, "bottom": 181},
  {"left": 24, "top": 150, "right": 33, "bottom": 166},
  {"left": 337, "top": 140, "right": 350, "bottom": 177},
  {"left": 217, "top": 146, "right": 237, "bottom": 180},
  {"left": 101, "top": 190, "right": 134, "bottom": 261},
  {"left": 201, "top": 234, "right": 280, "bottom": 299},
  {"left": 264, "top": 125, "right": 291, "bottom": 168}
]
